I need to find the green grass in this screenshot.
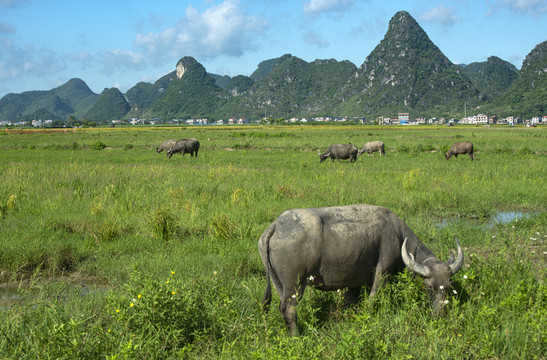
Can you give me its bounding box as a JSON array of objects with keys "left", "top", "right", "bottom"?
[{"left": 0, "top": 125, "right": 545, "bottom": 359}]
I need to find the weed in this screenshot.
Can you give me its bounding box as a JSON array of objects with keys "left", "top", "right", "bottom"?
[
  {"left": 0, "top": 194, "right": 16, "bottom": 219},
  {"left": 148, "top": 208, "right": 178, "bottom": 242},
  {"left": 209, "top": 214, "right": 236, "bottom": 240}
]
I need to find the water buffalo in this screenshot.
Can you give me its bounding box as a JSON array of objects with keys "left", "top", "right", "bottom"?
[
  {"left": 445, "top": 142, "right": 475, "bottom": 160},
  {"left": 156, "top": 139, "right": 177, "bottom": 156},
  {"left": 258, "top": 204, "right": 464, "bottom": 335},
  {"left": 358, "top": 140, "right": 386, "bottom": 157},
  {"left": 167, "top": 138, "right": 200, "bottom": 158},
  {"left": 319, "top": 143, "right": 358, "bottom": 163}
]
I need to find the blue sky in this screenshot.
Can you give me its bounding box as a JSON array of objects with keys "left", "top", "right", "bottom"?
[{"left": 0, "top": 0, "right": 545, "bottom": 98}]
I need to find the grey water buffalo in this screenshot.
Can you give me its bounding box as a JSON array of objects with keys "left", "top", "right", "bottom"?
[
  {"left": 358, "top": 140, "right": 386, "bottom": 156},
  {"left": 167, "top": 138, "right": 200, "bottom": 158},
  {"left": 156, "top": 139, "right": 178, "bottom": 156},
  {"left": 319, "top": 143, "right": 358, "bottom": 163},
  {"left": 445, "top": 142, "right": 475, "bottom": 160},
  {"left": 258, "top": 204, "right": 464, "bottom": 335}
]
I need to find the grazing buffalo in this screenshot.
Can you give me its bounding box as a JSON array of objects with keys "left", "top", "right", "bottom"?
[
  {"left": 358, "top": 140, "right": 386, "bottom": 157},
  {"left": 258, "top": 204, "right": 464, "bottom": 335},
  {"left": 445, "top": 142, "right": 475, "bottom": 160},
  {"left": 319, "top": 143, "right": 359, "bottom": 163},
  {"left": 167, "top": 138, "right": 200, "bottom": 158},
  {"left": 156, "top": 139, "right": 177, "bottom": 156}
]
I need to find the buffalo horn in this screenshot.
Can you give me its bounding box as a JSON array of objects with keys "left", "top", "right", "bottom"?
[
  {"left": 401, "top": 238, "right": 432, "bottom": 277},
  {"left": 448, "top": 238, "right": 464, "bottom": 275}
]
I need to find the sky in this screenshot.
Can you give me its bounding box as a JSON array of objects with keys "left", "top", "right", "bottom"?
[{"left": 0, "top": 0, "right": 546, "bottom": 98}]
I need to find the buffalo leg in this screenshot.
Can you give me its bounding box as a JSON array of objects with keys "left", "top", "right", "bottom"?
[
  {"left": 369, "top": 266, "right": 387, "bottom": 297},
  {"left": 280, "top": 281, "right": 306, "bottom": 336},
  {"left": 280, "top": 296, "right": 299, "bottom": 336},
  {"left": 343, "top": 287, "right": 361, "bottom": 307}
]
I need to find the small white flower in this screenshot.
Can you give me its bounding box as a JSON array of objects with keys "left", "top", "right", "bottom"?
[
  {"left": 444, "top": 300, "right": 449, "bottom": 304},
  {"left": 213, "top": 271, "right": 217, "bottom": 275},
  {"left": 439, "top": 285, "right": 444, "bottom": 290},
  {"left": 463, "top": 275, "right": 468, "bottom": 280},
  {"left": 308, "top": 275, "right": 315, "bottom": 281},
  {"left": 453, "top": 290, "right": 458, "bottom": 295},
  {"left": 291, "top": 294, "right": 296, "bottom": 299},
  {"left": 492, "top": 236, "right": 496, "bottom": 238},
  {"left": 337, "top": 289, "right": 341, "bottom": 293}
]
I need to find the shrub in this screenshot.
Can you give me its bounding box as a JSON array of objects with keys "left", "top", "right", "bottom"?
[{"left": 90, "top": 141, "right": 107, "bottom": 150}]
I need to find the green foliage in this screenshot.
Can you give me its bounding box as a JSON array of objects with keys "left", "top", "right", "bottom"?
[
  {"left": 461, "top": 56, "right": 519, "bottom": 100},
  {"left": 84, "top": 88, "right": 131, "bottom": 121},
  {"left": 0, "top": 126, "right": 545, "bottom": 359},
  {"left": 489, "top": 41, "right": 547, "bottom": 118},
  {"left": 89, "top": 141, "right": 107, "bottom": 150}
]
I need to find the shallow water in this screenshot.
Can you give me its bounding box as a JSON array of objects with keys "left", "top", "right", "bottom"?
[
  {"left": 437, "top": 211, "right": 537, "bottom": 229},
  {"left": 0, "top": 286, "right": 20, "bottom": 307},
  {"left": 491, "top": 211, "right": 534, "bottom": 224},
  {"left": 0, "top": 278, "right": 109, "bottom": 308}
]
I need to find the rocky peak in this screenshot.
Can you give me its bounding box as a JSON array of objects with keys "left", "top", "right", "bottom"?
[
  {"left": 521, "top": 41, "right": 547, "bottom": 74},
  {"left": 175, "top": 56, "right": 207, "bottom": 80}
]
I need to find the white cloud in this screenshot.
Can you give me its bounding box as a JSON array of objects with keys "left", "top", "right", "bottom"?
[
  {"left": 420, "top": 6, "right": 461, "bottom": 26},
  {"left": 100, "top": 0, "right": 267, "bottom": 73},
  {"left": 303, "top": 0, "right": 355, "bottom": 17},
  {"left": 101, "top": 49, "right": 147, "bottom": 74},
  {"left": 0, "top": 39, "right": 65, "bottom": 80},
  {"left": 500, "top": 0, "right": 547, "bottom": 15},
  {"left": 303, "top": 30, "right": 330, "bottom": 48}
]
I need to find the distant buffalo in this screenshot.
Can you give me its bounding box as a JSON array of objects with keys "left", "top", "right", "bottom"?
[
  {"left": 445, "top": 142, "right": 475, "bottom": 160},
  {"left": 156, "top": 139, "right": 177, "bottom": 157},
  {"left": 167, "top": 138, "right": 200, "bottom": 158},
  {"left": 358, "top": 140, "right": 385, "bottom": 157},
  {"left": 319, "top": 143, "right": 358, "bottom": 163}
]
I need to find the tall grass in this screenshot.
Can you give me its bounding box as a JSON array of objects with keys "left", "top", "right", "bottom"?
[{"left": 0, "top": 125, "right": 545, "bottom": 358}]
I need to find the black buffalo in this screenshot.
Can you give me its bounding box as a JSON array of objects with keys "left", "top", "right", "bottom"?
[
  {"left": 259, "top": 204, "right": 464, "bottom": 335},
  {"left": 319, "top": 143, "right": 358, "bottom": 163},
  {"left": 445, "top": 142, "right": 475, "bottom": 160},
  {"left": 167, "top": 138, "right": 200, "bottom": 158}
]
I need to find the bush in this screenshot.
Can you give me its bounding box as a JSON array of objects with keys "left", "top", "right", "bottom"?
[{"left": 90, "top": 141, "right": 107, "bottom": 150}]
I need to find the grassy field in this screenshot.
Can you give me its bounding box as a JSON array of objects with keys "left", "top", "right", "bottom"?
[{"left": 0, "top": 125, "right": 545, "bottom": 359}]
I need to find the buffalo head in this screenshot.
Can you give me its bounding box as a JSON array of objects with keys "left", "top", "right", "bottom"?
[
  {"left": 318, "top": 150, "right": 330, "bottom": 163},
  {"left": 401, "top": 237, "right": 464, "bottom": 313}
]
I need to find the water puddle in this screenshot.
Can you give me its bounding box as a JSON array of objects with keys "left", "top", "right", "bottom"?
[
  {"left": 0, "top": 286, "right": 21, "bottom": 307},
  {"left": 491, "top": 211, "right": 535, "bottom": 224},
  {"left": 0, "top": 277, "right": 109, "bottom": 308},
  {"left": 437, "top": 211, "right": 538, "bottom": 229}
]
